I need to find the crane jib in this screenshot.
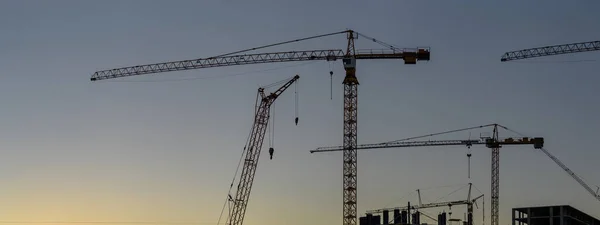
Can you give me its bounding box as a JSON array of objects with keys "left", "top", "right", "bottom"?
[{"left": 90, "top": 49, "right": 429, "bottom": 81}]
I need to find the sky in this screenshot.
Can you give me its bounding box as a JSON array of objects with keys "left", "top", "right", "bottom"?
[{"left": 0, "top": 0, "right": 599, "bottom": 224}]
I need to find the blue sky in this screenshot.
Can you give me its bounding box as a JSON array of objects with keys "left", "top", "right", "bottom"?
[{"left": 0, "top": 0, "right": 599, "bottom": 224}]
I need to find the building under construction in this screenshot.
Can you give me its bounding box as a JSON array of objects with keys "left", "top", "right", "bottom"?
[
  {"left": 359, "top": 187, "right": 483, "bottom": 225},
  {"left": 512, "top": 205, "right": 599, "bottom": 225},
  {"left": 359, "top": 210, "right": 459, "bottom": 225}
]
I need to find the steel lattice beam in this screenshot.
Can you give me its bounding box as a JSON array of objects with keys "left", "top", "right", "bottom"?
[
  {"left": 90, "top": 49, "right": 420, "bottom": 81},
  {"left": 342, "top": 82, "right": 358, "bottom": 225},
  {"left": 501, "top": 41, "right": 600, "bottom": 62},
  {"left": 311, "top": 139, "right": 483, "bottom": 153},
  {"left": 91, "top": 50, "right": 343, "bottom": 81},
  {"left": 342, "top": 31, "right": 359, "bottom": 225},
  {"left": 491, "top": 147, "right": 500, "bottom": 225},
  {"left": 490, "top": 125, "right": 500, "bottom": 225}
]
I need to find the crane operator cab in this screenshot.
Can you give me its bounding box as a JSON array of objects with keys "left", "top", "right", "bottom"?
[
  {"left": 343, "top": 57, "right": 356, "bottom": 70},
  {"left": 342, "top": 57, "right": 359, "bottom": 84},
  {"left": 269, "top": 147, "right": 274, "bottom": 160}
]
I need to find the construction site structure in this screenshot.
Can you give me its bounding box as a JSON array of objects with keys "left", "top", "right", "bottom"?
[
  {"left": 360, "top": 200, "right": 481, "bottom": 225},
  {"left": 500, "top": 40, "right": 599, "bottom": 62},
  {"left": 363, "top": 184, "right": 483, "bottom": 225},
  {"left": 91, "top": 29, "right": 430, "bottom": 225},
  {"left": 312, "top": 124, "right": 545, "bottom": 225},
  {"left": 512, "top": 205, "right": 599, "bottom": 225}
]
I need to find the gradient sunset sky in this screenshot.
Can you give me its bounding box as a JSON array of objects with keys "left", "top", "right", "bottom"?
[{"left": 1, "top": 0, "right": 599, "bottom": 224}]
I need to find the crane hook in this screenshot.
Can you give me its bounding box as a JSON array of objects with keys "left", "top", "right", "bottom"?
[{"left": 269, "top": 147, "right": 274, "bottom": 160}]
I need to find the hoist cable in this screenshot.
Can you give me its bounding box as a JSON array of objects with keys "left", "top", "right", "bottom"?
[
  {"left": 271, "top": 102, "right": 275, "bottom": 148},
  {"left": 295, "top": 80, "right": 299, "bottom": 121}
]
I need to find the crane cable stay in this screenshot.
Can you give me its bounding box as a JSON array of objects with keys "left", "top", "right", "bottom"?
[{"left": 91, "top": 28, "right": 431, "bottom": 225}]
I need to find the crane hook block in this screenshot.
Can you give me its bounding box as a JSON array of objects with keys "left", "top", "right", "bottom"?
[
  {"left": 269, "top": 147, "right": 274, "bottom": 160},
  {"left": 295, "top": 117, "right": 299, "bottom": 126},
  {"left": 330, "top": 71, "right": 333, "bottom": 76}
]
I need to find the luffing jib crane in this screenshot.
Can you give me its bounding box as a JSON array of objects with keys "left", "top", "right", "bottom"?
[
  {"left": 226, "top": 75, "right": 299, "bottom": 225},
  {"left": 500, "top": 40, "right": 600, "bottom": 62},
  {"left": 91, "top": 29, "right": 430, "bottom": 225},
  {"left": 311, "top": 124, "right": 543, "bottom": 225}
]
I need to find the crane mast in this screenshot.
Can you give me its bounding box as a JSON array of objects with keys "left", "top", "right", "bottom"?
[
  {"left": 342, "top": 30, "right": 359, "bottom": 225},
  {"left": 227, "top": 75, "right": 299, "bottom": 225}
]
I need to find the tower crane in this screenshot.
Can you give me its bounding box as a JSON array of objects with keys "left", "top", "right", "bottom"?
[
  {"left": 313, "top": 124, "right": 600, "bottom": 219},
  {"left": 500, "top": 40, "right": 600, "bottom": 62},
  {"left": 226, "top": 75, "right": 299, "bottom": 225},
  {"left": 310, "top": 124, "right": 543, "bottom": 225},
  {"left": 90, "top": 29, "right": 431, "bottom": 225}
]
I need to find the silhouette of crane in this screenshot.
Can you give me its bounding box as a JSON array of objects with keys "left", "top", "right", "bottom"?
[
  {"left": 90, "top": 29, "right": 430, "bottom": 225},
  {"left": 311, "top": 124, "right": 544, "bottom": 225}
]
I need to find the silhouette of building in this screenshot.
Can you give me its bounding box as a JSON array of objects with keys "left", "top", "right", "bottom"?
[{"left": 513, "top": 205, "right": 599, "bottom": 225}]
